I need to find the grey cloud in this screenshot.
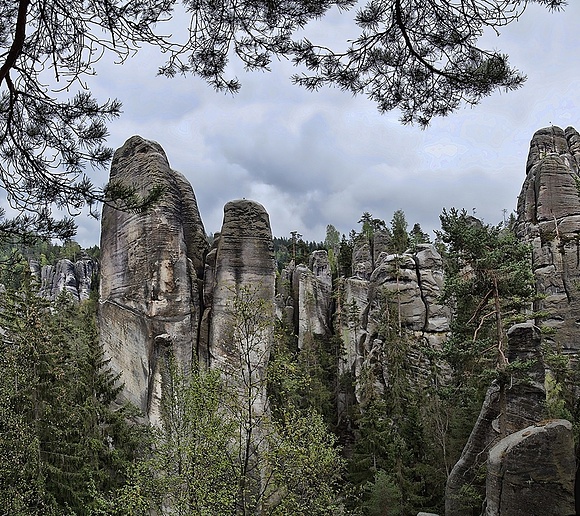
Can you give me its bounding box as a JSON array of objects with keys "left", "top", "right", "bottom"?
[{"left": 56, "top": 1, "right": 580, "bottom": 245}]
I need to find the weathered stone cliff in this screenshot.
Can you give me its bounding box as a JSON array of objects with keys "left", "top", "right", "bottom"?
[
  {"left": 30, "top": 257, "right": 98, "bottom": 301},
  {"left": 486, "top": 419, "right": 575, "bottom": 516},
  {"left": 99, "top": 137, "right": 277, "bottom": 426},
  {"left": 516, "top": 125, "right": 580, "bottom": 354},
  {"left": 97, "top": 131, "right": 578, "bottom": 513},
  {"left": 99, "top": 135, "right": 209, "bottom": 423},
  {"left": 203, "top": 199, "right": 276, "bottom": 416},
  {"left": 445, "top": 125, "right": 580, "bottom": 516},
  {"left": 277, "top": 250, "right": 334, "bottom": 350},
  {"left": 341, "top": 244, "right": 449, "bottom": 405},
  {"left": 445, "top": 323, "right": 546, "bottom": 516}
]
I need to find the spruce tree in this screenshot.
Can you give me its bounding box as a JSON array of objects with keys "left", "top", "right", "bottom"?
[
  {"left": 389, "top": 209, "right": 409, "bottom": 254},
  {"left": 0, "top": 283, "right": 148, "bottom": 514}
]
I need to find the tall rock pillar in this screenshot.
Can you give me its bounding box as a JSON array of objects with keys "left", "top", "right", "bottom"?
[
  {"left": 99, "top": 136, "right": 208, "bottom": 423},
  {"left": 205, "top": 200, "right": 276, "bottom": 399},
  {"left": 516, "top": 125, "right": 580, "bottom": 354},
  {"left": 201, "top": 200, "right": 276, "bottom": 512}
]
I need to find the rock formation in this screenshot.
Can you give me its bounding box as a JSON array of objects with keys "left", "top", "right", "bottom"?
[
  {"left": 30, "top": 257, "right": 99, "bottom": 301},
  {"left": 203, "top": 199, "right": 276, "bottom": 415},
  {"left": 99, "top": 135, "right": 209, "bottom": 423},
  {"left": 486, "top": 419, "right": 575, "bottom": 516},
  {"left": 340, "top": 244, "right": 450, "bottom": 404},
  {"left": 445, "top": 323, "right": 546, "bottom": 516},
  {"left": 516, "top": 125, "right": 580, "bottom": 354},
  {"left": 99, "top": 137, "right": 277, "bottom": 426},
  {"left": 275, "top": 241, "right": 450, "bottom": 421},
  {"left": 96, "top": 130, "right": 579, "bottom": 512},
  {"left": 292, "top": 250, "right": 333, "bottom": 349}
]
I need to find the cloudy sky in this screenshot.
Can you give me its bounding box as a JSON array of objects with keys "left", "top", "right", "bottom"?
[{"left": 73, "top": 1, "right": 579, "bottom": 247}]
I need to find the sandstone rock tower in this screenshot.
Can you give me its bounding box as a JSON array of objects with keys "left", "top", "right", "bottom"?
[
  {"left": 99, "top": 136, "right": 209, "bottom": 422},
  {"left": 99, "top": 136, "right": 276, "bottom": 424},
  {"left": 516, "top": 125, "right": 580, "bottom": 354},
  {"left": 446, "top": 125, "right": 580, "bottom": 515},
  {"left": 202, "top": 199, "right": 276, "bottom": 417}
]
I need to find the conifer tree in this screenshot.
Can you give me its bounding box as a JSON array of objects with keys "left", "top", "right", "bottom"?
[
  {"left": 434, "top": 209, "right": 537, "bottom": 512},
  {"left": 409, "top": 223, "right": 431, "bottom": 250},
  {"left": 437, "top": 208, "right": 535, "bottom": 436},
  {"left": 389, "top": 209, "right": 409, "bottom": 254},
  {"left": 347, "top": 288, "right": 444, "bottom": 514},
  {"left": 0, "top": 283, "right": 148, "bottom": 514}
]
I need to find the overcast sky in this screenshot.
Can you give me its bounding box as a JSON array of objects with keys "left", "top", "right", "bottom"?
[{"left": 71, "top": 2, "right": 580, "bottom": 247}]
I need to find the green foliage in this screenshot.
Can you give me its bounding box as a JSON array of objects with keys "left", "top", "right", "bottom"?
[
  {"left": 348, "top": 395, "right": 444, "bottom": 515},
  {"left": 114, "top": 326, "right": 345, "bottom": 515},
  {"left": 273, "top": 235, "right": 324, "bottom": 269},
  {"left": 543, "top": 341, "right": 578, "bottom": 421},
  {"left": 409, "top": 223, "right": 431, "bottom": 250},
  {"left": 268, "top": 322, "right": 312, "bottom": 413},
  {"left": 364, "top": 470, "right": 403, "bottom": 516},
  {"left": 325, "top": 224, "right": 341, "bottom": 275},
  {"left": 139, "top": 357, "right": 237, "bottom": 515},
  {"left": 346, "top": 291, "right": 446, "bottom": 515},
  {"left": 338, "top": 234, "right": 354, "bottom": 277},
  {"left": 389, "top": 209, "right": 409, "bottom": 254},
  {"left": 437, "top": 208, "right": 536, "bottom": 384},
  {"left": 267, "top": 407, "right": 345, "bottom": 515},
  {"left": 545, "top": 373, "right": 573, "bottom": 420},
  {"left": 358, "top": 213, "right": 387, "bottom": 243},
  {"left": 113, "top": 285, "right": 346, "bottom": 515},
  {"left": 269, "top": 322, "right": 342, "bottom": 429},
  {"left": 435, "top": 207, "right": 539, "bottom": 507},
  {"left": 0, "top": 284, "right": 147, "bottom": 515}
]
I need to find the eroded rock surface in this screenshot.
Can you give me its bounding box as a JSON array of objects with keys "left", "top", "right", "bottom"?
[
  {"left": 31, "top": 258, "right": 98, "bottom": 301},
  {"left": 336, "top": 244, "right": 450, "bottom": 405},
  {"left": 96, "top": 130, "right": 576, "bottom": 513},
  {"left": 446, "top": 323, "right": 546, "bottom": 516},
  {"left": 99, "top": 135, "right": 209, "bottom": 422},
  {"left": 516, "top": 125, "right": 580, "bottom": 354},
  {"left": 486, "top": 419, "right": 575, "bottom": 516},
  {"left": 205, "top": 199, "right": 276, "bottom": 416},
  {"left": 292, "top": 251, "right": 333, "bottom": 349}
]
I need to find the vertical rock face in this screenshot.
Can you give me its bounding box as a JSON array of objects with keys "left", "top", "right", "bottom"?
[
  {"left": 446, "top": 323, "right": 546, "bottom": 516},
  {"left": 486, "top": 419, "right": 575, "bottom": 516},
  {"left": 447, "top": 127, "right": 580, "bottom": 515},
  {"left": 99, "top": 136, "right": 209, "bottom": 422},
  {"left": 201, "top": 200, "right": 276, "bottom": 507},
  {"left": 504, "top": 323, "right": 546, "bottom": 433},
  {"left": 337, "top": 244, "right": 449, "bottom": 405},
  {"left": 335, "top": 275, "right": 369, "bottom": 419},
  {"left": 206, "top": 199, "right": 276, "bottom": 406},
  {"left": 95, "top": 130, "right": 580, "bottom": 512},
  {"left": 292, "top": 251, "right": 333, "bottom": 349},
  {"left": 98, "top": 138, "right": 450, "bottom": 432},
  {"left": 31, "top": 258, "right": 99, "bottom": 301},
  {"left": 516, "top": 126, "right": 580, "bottom": 354},
  {"left": 352, "top": 242, "right": 373, "bottom": 280},
  {"left": 274, "top": 244, "right": 449, "bottom": 424}
]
